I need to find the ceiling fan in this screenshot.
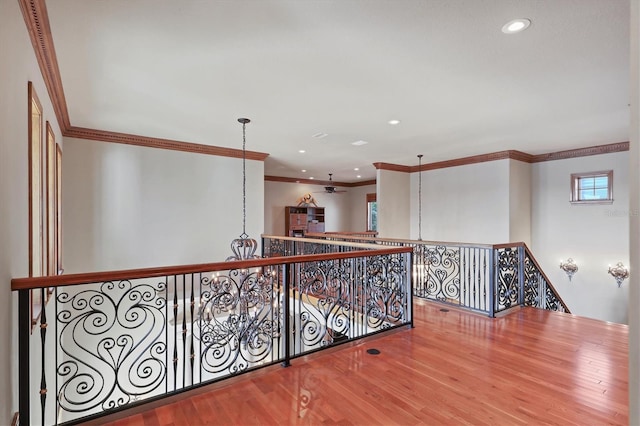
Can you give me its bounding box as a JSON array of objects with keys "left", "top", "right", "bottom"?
[{"left": 317, "top": 173, "right": 347, "bottom": 194}]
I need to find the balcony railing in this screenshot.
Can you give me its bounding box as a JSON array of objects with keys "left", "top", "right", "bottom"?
[
  {"left": 305, "top": 233, "right": 570, "bottom": 316},
  {"left": 12, "top": 242, "right": 412, "bottom": 425}
]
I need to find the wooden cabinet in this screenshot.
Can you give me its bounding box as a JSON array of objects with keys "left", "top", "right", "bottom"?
[{"left": 285, "top": 206, "right": 325, "bottom": 236}]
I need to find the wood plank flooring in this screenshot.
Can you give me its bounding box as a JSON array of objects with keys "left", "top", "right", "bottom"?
[{"left": 98, "top": 300, "right": 628, "bottom": 425}]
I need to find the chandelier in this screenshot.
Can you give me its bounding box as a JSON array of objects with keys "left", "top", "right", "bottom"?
[{"left": 227, "top": 118, "right": 260, "bottom": 261}]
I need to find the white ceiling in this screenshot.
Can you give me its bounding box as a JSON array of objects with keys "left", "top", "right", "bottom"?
[{"left": 47, "top": 0, "right": 630, "bottom": 182}]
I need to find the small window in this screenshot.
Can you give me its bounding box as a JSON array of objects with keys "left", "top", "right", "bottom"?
[
  {"left": 570, "top": 170, "right": 613, "bottom": 204},
  {"left": 367, "top": 193, "right": 377, "bottom": 231}
]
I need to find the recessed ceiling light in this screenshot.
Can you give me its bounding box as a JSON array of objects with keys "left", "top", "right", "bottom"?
[
  {"left": 309, "top": 177, "right": 314, "bottom": 180},
  {"left": 352, "top": 140, "right": 368, "bottom": 146},
  {"left": 502, "top": 18, "right": 531, "bottom": 34},
  {"left": 357, "top": 175, "right": 362, "bottom": 178},
  {"left": 301, "top": 169, "right": 307, "bottom": 173},
  {"left": 312, "top": 132, "right": 328, "bottom": 139},
  {"left": 354, "top": 167, "right": 359, "bottom": 171},
  {"left": 298, "top": 149, "right": 306, "bottom": 153},
  {"left": 388, "top": 119, "right": 401, "bottom": 125}
]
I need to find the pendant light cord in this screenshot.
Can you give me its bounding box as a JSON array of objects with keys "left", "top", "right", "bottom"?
[
  {"left": 418, "top": 154, "right": 423, "bottom": 241},
  {"left": 241, "top": 121, "right": 247, "bottom": 238}
]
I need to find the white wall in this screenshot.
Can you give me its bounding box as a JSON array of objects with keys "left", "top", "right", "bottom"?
[
  {"left": 531, "top": 151, "right": 629, "bottom": 324},
  {"left": 0, "top": 0, "right": 64, "bottom": 421},
  {"left": 347, "top": 184, "right": 377, "bottom": 232},
  {"left": 410, "top": 160, "right": 510, "bottom": 244},
  {"left": 377, "top": 169, "right": 410, "bottom": 239},
  {"left": 63, "top": 138, "right": 264, "bottom": 271},
  {"left": 263, "top": 181, "right": 354, "bottom": 235},
  {"left": 630, "top": 0, "right": 640, "bottom": 420},
  {"left": 509, "top": 160, "right": 532, "bottom": 245}
]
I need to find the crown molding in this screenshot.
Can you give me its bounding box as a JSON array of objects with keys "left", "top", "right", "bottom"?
[
  {"left": 19, "top": 0, "right": 70, "bottom": 131},
  {"left": 20, "top": 0, "right": 269, "bottom": 161},
  {"left": 265, "top": 175, "right": 376, "bottom": 187},
  {"left": 373, "top": 163, "right": 412, "bottom": 172},
  {"left": 349, "top": 179, "right": 377, "bottom": 187},
  {"left": 530, "top": 141, "right": 629, "bottom": 162},
  {"left": 408, "top": 150, "right": 533, "bottom": 172},
  {"left": 65, "top": 127, "right": 269, "bottom": 160},
  {"left": 380, "top": 142, "right": 630, "bottom": 174}
]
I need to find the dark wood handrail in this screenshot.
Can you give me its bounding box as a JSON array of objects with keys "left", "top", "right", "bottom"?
[
  {"left": 11, "top": 246, "right": 411, "bottom": 291},
  {"left": 491, "top": 242, "right": 525, "bottom": 250}
]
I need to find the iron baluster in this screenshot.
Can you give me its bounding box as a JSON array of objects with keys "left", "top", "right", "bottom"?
[
  {"left": 189, "top": 274, "right": 195, "bottom": 387},
  {"left": 18, "top": 289, "right": 30, "bottom": 426},
  {"left": 39, "top": 287, "right": 47, "bottom": 426},
  {"left": 173, "top": 276, "right": 178, "bottom": 392}
]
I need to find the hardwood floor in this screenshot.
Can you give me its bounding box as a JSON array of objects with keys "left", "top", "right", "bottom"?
[{"left": 99, "top": 300, "right": 628, "bottom": 425}]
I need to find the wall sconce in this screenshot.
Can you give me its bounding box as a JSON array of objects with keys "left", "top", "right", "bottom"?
[
  {"left": 608, "top": 262, "right": 629, "bottom": 287},
  {"left": 559, "top": 258, "right": 578, "bottom": 281}
]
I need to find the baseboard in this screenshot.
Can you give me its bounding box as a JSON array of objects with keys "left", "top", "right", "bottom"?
[{"left": 11, "top": 412, "right": 19, "bottom": 426}]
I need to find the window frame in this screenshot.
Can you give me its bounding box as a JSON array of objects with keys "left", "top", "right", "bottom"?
[
  {"left": 366, "top": 193, "right": 377, "bottom": 232},
  {"left": 570, "top": 170, "right": 613, "bottom": 204},
  {"left": 56, "top": 143, "right": 63, "bottom": 275},
  {"left": 28, "top": 82, "right": 45, "bottom": 327}
]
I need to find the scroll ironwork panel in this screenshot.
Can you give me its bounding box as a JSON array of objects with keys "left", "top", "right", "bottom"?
[
  {"left": 56, "top": 279, "right": 168, "bottom": 420},
  {"left": 364, "top": 253, "right": 409, "bottom": 330},
  {"left": 196, "top": 268, "right": 282, "bottom": 379},
  {"left": 523, "top": 251, "right": 569, "bottom": 313},
  {"left": 413, "top": 245, "right": 460, "bottom": 304},
  {"left": 495, "top": 247, "right": 520, "bottom": 312}
]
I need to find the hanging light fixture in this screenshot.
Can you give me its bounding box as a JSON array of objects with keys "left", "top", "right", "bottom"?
[
  {"left": 413, "top": 154, "right": 430, "bottom": 298},
  {"left": 417, "top": 154, "right": 423, "bottom": 241},
  {"left": 227, "top": 118, "right": 260, "bottom": 261}
]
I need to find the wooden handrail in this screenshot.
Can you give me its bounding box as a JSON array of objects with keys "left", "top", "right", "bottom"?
[
  {"left": 11, "top": 246, "right": 411, "bottom": 291},
  {"left": 261, "top": 234, "right": 384, "bottom": 250},
  {"left": 491, "top": 242, "right": 524, "bottom": 250},
  {"left": 305, "top": 232, "right": 494, "bottom": 249}
]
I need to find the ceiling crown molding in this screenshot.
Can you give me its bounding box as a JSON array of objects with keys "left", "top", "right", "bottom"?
[
  {"left": 19, "top": 0, "right": 70, "bottom": 131},
  {"left": 19, "top": 0, "right": 269, "bottom": 161},
  {"left": 408, "top": 150, "right": 533, "bottom": 172},
  {"left": 377, "top": 143, "right": 630, "bottom": 174},
  {"left": 373, "top": 163, "right": 412, "bottom": 172},
  {"left": 265, "top": 175, "right": 376, "bottom": 187},
  {"left": 530, "top": 141, "right": 629, "bottom": 162},
  {"left": 66, "top": 127, "right": 269, "bottom": 160}
]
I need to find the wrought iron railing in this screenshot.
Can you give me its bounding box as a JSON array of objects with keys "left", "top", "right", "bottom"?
[
  {"left": 305, "top": 233, "right": 570, "bottom": 316},
  {"left": 12, "top": 245, "right": 412, "bottom": 425},
  {"left": 262, "top": 235, "right": 381, "bottom": 257}
]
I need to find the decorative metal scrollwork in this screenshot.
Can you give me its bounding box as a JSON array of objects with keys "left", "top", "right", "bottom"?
[
  {"left": 298, "top": 259, "right": 352, "bottom": 348},
  {"left": 496, "top": 248, "right": 519, "bottom": 310},
  {"left": 523, "top": 256, "right": 540, "bottom": 308},
  {"left": 196, "top": 269, "right": 280, "bottom": 376},
  {"left": 265, "top": 238, "right": 286, "bottom": 257},
  {"left": 365, "top": 253, "right": 407, "bottom": 329},
  {"left": 544, "top": 285, "right": 567, "bottom": 313},
  {"left": 56, "top": 280, "right": 167, "bottom": 414},
  {"left": 413, "top": 245, "right": 460, "bottom": 303},
  {"left": 523, "top": 252, "right": 568, "bottom": 313}
]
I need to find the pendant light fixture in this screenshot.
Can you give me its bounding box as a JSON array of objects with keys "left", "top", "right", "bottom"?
[{"left": 227, "top": 118, "right": 259, "bottom": 261}]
